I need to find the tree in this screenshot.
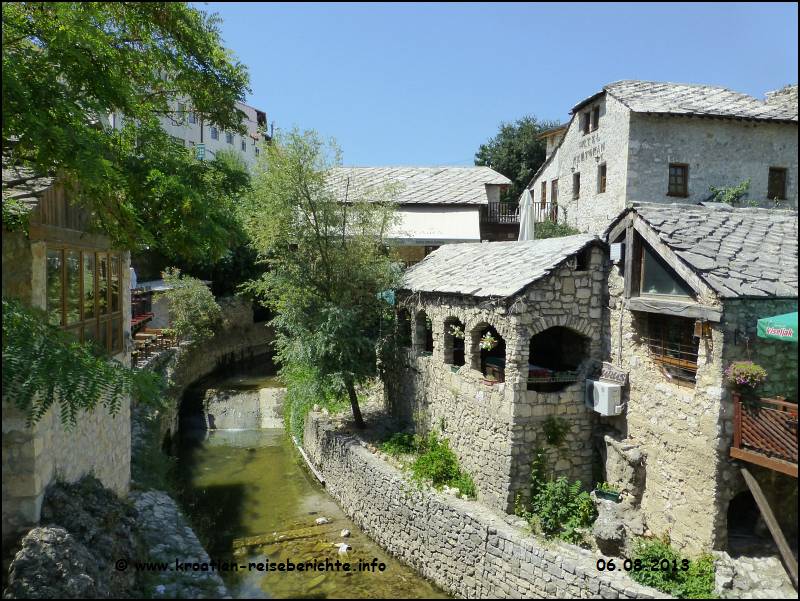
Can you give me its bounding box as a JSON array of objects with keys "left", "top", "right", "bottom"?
[
  {"left": 242, "top": 130, "right": 399, "bottom": 429},
  {"left": 2, "top": 2, "right": 251, "bottom": 262},
  {"left": 475, "top": 115, "right": 561, "bottom": 202}
]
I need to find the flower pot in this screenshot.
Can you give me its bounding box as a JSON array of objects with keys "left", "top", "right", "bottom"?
[{"left": 595, "top": 489, "right": 622, "bottom": 503}]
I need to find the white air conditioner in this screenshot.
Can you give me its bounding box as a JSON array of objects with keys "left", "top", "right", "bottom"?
[{"left": 585, "top": 379, "right": 624, "bottom": 416}]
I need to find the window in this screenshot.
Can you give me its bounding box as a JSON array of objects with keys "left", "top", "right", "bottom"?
[
  {"left": 551, "top": 179, "right": 558, "bottom": 204},
  {"left": 528, "top": 326, "right": 588, "bottom": 392},
  {"left": 255, "top": 146, "right": 260, "bottom": 156},
  {"left": 768, "top": 167, "right": 787, "bottom": 200},
  {"left": 45, "top": 247, "right": 124, "bottom": 355},
  {"left": 414, "top": 311, "right": 434, "bottom": 354},
  {"left": 668, "top": 163, "right": 689, "bottom": 197},
  {"left": 541, "top": 181, "right": 547, "bottom": 204},
  {"left": 642, "top": 314, "right": 699, "bottom": 384},
  {"left": 640, "top": 244, "right": 693, "bottom": 297},
  {"left": 598, "top": 163, "right": 607, "bottom": 193},
  {"left": 591, "top": 106, "right": 600, "bottom": 131},
  {"left": 241, "top": 139, "right": 247, "bottom": 151},
  {"left": 581, "top": 111, "right": 591, "bottom": 135},
  {"left": 226, "top": 131, "right": 234, "bottom": 144},
  {"left": 210, "top": 126, "right": 219, "bottom": 140},
  {"left": 188, "top": 111, "right": 197, "bottom": 125},
  {"left": 572, "top": 172, "right": 580, "bottom": 199},
  {"left": 177, "top": 103, "right": 186, "bottom": 122}
]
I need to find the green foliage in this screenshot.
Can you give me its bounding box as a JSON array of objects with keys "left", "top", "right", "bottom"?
[
  {"left": 597, "top": 481, "right": 621, "bottom": 494},
  {"left": 2, "top": 2, "right": 251, "bottom": 262},
  {"left": 475, "top": 115, "right": 560, "bottom": 201},
  {"left": 2, "top": 298, "right": 163, "bottom": 428},
  {"left": 410, "top": 432, "right": 476, "bottom": 497},
  {"left": 380, "top": 432, "right": 417, "bottom": 456},
  {"left": 542, "top": 416, "right": 570, "bottom": 446},
  {"left": 241, "top": 130, "right": 400, "bottom": 428},
  {"left": 1, "top": 197, "right": 32, "bottom": 232},
  {"left": 281, "top": 363, "right": 347, "bottom": 442},
  {"left": 709, "top": 179, "right": 751, "bottom": 205},
  {"left": 160, "top": 268, "right": 222, "bottom": 344},
  {"left": 629, "top": 537, "right": 717, "bottom": 598},
  {"left": 516, "top": 447, "right": 596, "bottom": 544},
  {"left": 535, "top": 220, "right": 581, "bottom": 239},
  {"left": 131, "top": 412, "right": 177, "bottom": 494}
]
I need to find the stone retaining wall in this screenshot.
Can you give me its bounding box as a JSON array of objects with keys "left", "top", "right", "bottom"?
[{"left": 303, "top": 412, "right": 662, "bottom": 599}]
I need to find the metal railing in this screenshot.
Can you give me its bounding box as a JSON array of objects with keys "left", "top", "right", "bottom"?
[{"left": 481, "top": 202, "right": 561, "bottom": 224}]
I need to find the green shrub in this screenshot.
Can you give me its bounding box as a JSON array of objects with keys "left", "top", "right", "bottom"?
[
  {"left": 629, "top": 536, "right": 717, "bottom": 598},
  {"left": 409, "top": 432, "right": 476, "bottom": 498},
  {"left": 535, "top": 221, "right": 581, "bottom": 239},
  {"left": 542, "top": 416, "right": 570, "bottom": 446},
  {"left": 380, "top": 432, "right": 417, "bottom": 456},
  {"left": 281, "top": 363, "right": 346, "bottom": 442},
  {"left": 161, "top": 267, "right": 222, "bottom": 344}
]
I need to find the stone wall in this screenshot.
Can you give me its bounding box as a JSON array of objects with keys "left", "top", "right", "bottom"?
[
  {"left": 388, "top": 245, "right": 608, "bottom": 512},
  {"left": 627, "top": 115, "right": 798, "bottom": 210},
  {"left": 303, "top": 412, "right": 661, "bottom": 599}
]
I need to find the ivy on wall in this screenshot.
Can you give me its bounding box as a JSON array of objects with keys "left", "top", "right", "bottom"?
[{"left": 2, "top": 298, "right": 162, "bottom": 429}]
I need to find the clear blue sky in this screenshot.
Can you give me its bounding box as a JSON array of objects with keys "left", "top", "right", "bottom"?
[{"left": 204, "top": 2, "right": 798, "bottom": 166}]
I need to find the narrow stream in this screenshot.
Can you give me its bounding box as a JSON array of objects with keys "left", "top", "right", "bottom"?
[{"left": 175, "top": 363, "right": 447, "bottom": 599}]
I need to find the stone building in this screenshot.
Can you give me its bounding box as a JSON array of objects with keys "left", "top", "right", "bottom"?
[
  {"left": 528, "top": 80, "right": 798, "bottom": 234},
  {"left": 601, "top": 202, "right": 798, "bottom": 555},
  {"left": 327, "top": 166, "right": 512, "bottom": 265},
  {"left": 387, "top": 235, "right": 608, "bottom": 511},
  {"left": 2, "top": 162, "right": 132, "bottom": 548}
]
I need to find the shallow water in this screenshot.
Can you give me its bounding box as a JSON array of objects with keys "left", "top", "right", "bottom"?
[{"left": 176, "top": 427, "right": 447, "bottom": 599}]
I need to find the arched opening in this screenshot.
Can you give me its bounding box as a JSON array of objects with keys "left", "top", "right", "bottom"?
[
  {"left": 415, "top": 310, "right": 434, "bottom": 354},
  {"left": 470, "top": 324, "right": 506, "bottom": 383},
  {"left": 727, "top": 490, "right": 773, "bottom": 555},
  {"left": 528, "top": 326, "right": 589, "bottom": 392},
  {"left": 397, "top": 309, "right": 412, "bottom": 348},
  {"left": 443, "top": 316, "right": 465, "bottom": 367}
]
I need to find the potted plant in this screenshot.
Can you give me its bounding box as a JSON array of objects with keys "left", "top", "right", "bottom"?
[
  {"left": 725, "top": 360, "right": 768, "bottom": 404},
  {"left": 449, "top": 324, "right": 464, "bottom": 339},
  {"left": 479, "top": 332, "right": 498, "bottom": 351},
  {"left": 594, "top": 482, "right": 622, "bottom": 503}
]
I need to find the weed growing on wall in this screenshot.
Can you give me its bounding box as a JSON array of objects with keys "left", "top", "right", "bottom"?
[
  {"left": 282, "top": 363, "right": 348, "bottom": 442},
  {"left": 629, "top": 536, "right": 717, "bottom": 599}
]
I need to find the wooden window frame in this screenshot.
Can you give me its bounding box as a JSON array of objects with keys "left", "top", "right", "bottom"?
[
  {"left": 591, "top": 106, "right": 600, "bottom": 132},
  {"left": 551, "top": 179, "right": 558, "bottom": 205},
  {"left": 667, "top": 163, "right": 689, "bottom": 197},
  {"left": 641, "top": 313, "right": 699, "bottom": 386},
  {"left": 637, "top": 243, "right": 693, "bottom": 299},
  {"left": 541, "top": 181, "right": 547, "bottom": 204},
  {"left": 581, "top": 111, "right": 591, "bottom": 135},
  {"left": 767, "top": 167, "right": 787, "bottom": 200},
  {"left": 598, "top": 163, "right": 607, "bottom": 193},
  {"left": 45, "top": 244, "right": 125, "bottom": 356},
  {"left": 572, "top": 172, "right": 581, "bottom": 200}
]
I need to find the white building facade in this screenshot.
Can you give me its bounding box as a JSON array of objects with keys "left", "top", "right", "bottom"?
[{"left": 529, "top": 81, "right": 798, "bottom": 234}]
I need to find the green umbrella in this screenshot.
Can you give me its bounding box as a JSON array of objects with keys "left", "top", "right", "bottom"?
[{"left": 757, "top": 311, "right": 798, "bottom": 343}]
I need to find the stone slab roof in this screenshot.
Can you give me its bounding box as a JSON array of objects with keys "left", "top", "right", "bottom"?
[
  {"left": 327, "top": 166, "right": 511, "bottom": 206},
  {"left": 2, "top": 157, "right": 53, "bottom": 208},
  {"left": 604, "top": 80, "right": 798, "bottom": 122},
  {"left": 610, "top": 203, "right": 798, "bottom": 299},
  {"left": 400, "top": 234, "right": 599, "bottom": 299}
]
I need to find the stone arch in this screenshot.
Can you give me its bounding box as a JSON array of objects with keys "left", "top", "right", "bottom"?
[
  {"left": 527, "top": 314, "right": 596, "bottom": 340},
  {"left": 397, "top": 308, "right": 412, "bottom": 348},
  {"left": 443, "top": 316, "right": 466, "bottom": 367},
  {"left": 527, "top": 325, "right": 591, "bottom": 392},
  {"left": 468, "top": 321, "right": 507, "bottom": 382}
]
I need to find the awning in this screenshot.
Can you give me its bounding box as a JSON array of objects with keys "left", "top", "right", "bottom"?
[
  {"left": 757, "top": 312, "right": 798, "bottom": 342},
  {"left": 387, "top": 206, "right": 481, "bottom": 246}
]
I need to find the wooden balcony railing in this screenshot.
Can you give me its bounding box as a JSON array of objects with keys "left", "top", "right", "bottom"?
[
  {"left": 481, "top": 202, "right": 561, "bottom": 225},
  {"left": 731, "top": 393, "right": 798, "bottom": 478}
]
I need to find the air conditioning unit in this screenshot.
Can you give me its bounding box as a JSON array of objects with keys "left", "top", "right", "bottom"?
[{"left": 585, "top": 379, "right": 624, "bottom": 416}]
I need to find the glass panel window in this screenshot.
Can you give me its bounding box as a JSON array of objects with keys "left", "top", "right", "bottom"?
[
  {"left": 46, "top": 249, "right": 63, "bottom": 326},
  {"left": 643, "top": 314, "right": 699, "bottom": 383},
  {"left": 83, "top": 253, "right": 95, "bottom": 319},
  {"left": 572, "top": 172, "right": 580, "bottom": 199},
  {"left": 591, "top": 106, "right": 600, "bottom": 131},
  {"left": 99, "top": 319, "right": 109, "bottom": 350},
  {"left": 640, "top": 244, "right": 693, "bottom": 297},
  {"left": 210, "top": 126, "right": 219, "bottom": 140},
  {"left": 241, "top": 139, "right": 247, "bottom": 151},
  {"left": 111, "top": 255, "right": 120, "bottom": 312},
  {"left": 668, "top": 163, "right": 688, "bottom": 197},
  {"left": 65, "top": 250, "right": 81, "bottom": 325},
  {"left": 226, "top": 131, "right": 234, "bottom": 144},
  {"left": 598, "top": 163, "right": 607, "bottom": 193},
  {"left": 84, "top": 322, "right": 98, "bottom": 347},
  {"left": 188, "top": 111, "right": 197, "bottom": 124},
  {"left": 98, "top": 254, "right": 109, "bottom": 315},
  {"left": 111, "top": 317, "right": 122, "bottom": 353}
]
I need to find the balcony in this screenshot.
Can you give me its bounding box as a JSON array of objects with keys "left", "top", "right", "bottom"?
[
  {"left": 731, "top": 393, "right": 798, "bottom": 477},
  {"left": 480, "top": 202, "right": 560, "bottom": 224}
]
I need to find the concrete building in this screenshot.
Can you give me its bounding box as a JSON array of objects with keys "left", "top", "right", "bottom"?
[
  {"left": 602, "top": 202, "right": 797, "bottom": 555},
  {"left": 387, "top": 235, "right": 608, "bottom": 511},
  {"left": 110, "top": 99, "right": 270, "bottom": 169},
  {"left": 528, "top": 81, "right": 798, "bottom": 234},
  {"left": 327, "top": 166, "right": 512, "bottom": 265},
  {"left": 2, "top": 160, "right": 132, "bottom": 547}
]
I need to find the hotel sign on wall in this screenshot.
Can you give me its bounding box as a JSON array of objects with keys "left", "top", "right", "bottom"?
[{"left": 572, "top": 132, "right": 606, "bottom": 168}]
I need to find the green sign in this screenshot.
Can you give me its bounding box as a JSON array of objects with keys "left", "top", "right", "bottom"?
[
  {"left": 757, "top": 311, "right": 798, "bottom": 343},
  {"left": 196, "top": 143, "right": 205, "bottom": 160}
]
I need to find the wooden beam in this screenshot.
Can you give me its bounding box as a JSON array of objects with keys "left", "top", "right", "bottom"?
[
  {"left": 730, "top": 447, "right": 798, "bottom": 478},
  {"left": 627, "top": 297, "right": 722, "bottom": 322},
  {"left": 740, "top": 467, "right": 798, "bottom": 589},
  {"left": 607, "top": 213, "right": 631, "bottom": 244},
  {"left": 632, "top": 218, "right": 715, "bottom": 299},
  {"left": 623, "top": 224, "right": 634, "bottom": 299}
]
